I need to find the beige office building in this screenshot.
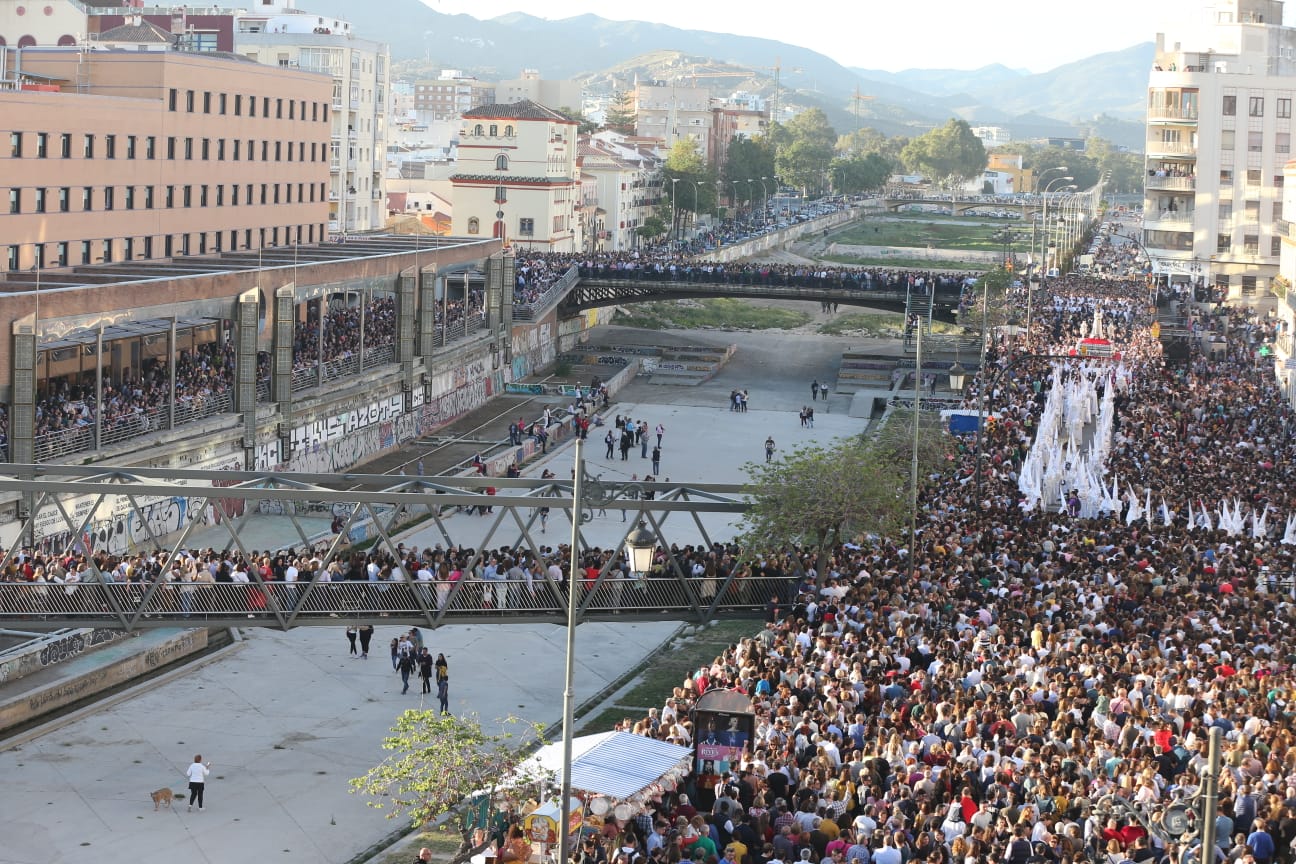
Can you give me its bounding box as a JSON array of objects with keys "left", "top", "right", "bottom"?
[{"left": 2, "top": 47, "right": 331, "bottom": 272}]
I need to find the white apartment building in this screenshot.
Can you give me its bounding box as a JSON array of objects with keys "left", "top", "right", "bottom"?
[
  {"left": 234, "top": 2, "right": 390, "bottom": 235},
  {"left": 633, "top": 82, "right": 712, "bottom": 159},
  {"left": 450, "top": 101, "right": 579, "bottom": 251},
  {"left": 1144, "top": 0, "right": 1296, "bottom": 297},
  {"left": 577, "top": 136, "right": 661, "bottom": 251},
  {"left": 496, "top": 69, "right": 580, "bottom": 111}
]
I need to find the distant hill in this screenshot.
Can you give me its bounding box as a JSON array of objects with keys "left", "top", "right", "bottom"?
[{"left": 301, "top": 0, "right": 1153, "bottom": 148}]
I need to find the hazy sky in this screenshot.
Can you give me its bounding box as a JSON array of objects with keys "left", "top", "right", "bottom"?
[{"left": 422, "top": 0, "right": 1222, "bottom": 73}]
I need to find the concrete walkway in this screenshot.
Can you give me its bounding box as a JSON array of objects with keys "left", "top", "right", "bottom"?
[{"left": 0, "top": 620, "right": 677, "bottom": 864}]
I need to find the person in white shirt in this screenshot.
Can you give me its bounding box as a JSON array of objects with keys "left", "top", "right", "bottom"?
[{"left": 186, "top": 754, "right": 211, "bottom": 811}]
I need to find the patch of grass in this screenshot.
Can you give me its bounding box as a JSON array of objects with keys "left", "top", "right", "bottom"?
[
  {"left": 821, "top": 254, "right": 988, "bottom": 271},
  {"left": 613, "top": 299, "right": 811, "bottom": 331},
  {"left": 616, "top": 620, "right": 760, "bottom": 708},
  {"left": 837, "top": 220, "right": 1013, "bottom": 251},
  {"left": 817, "top": 313, "right": 963, "bottom": 337}
]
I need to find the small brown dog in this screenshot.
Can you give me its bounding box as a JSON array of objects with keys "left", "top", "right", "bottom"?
[{"left": 151, "top": 788, "right": 175, "bottom": 811}]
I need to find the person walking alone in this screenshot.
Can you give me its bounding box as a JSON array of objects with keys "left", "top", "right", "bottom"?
[
  {"left": 765, "top": 437, "right": 776, "bottom": 463},
  {"left": 398, "top": 648, "right": 415, "bottom": 695},
  {"left": 358, "top": 624, "right": 373, "bottom": 659},
  {"left": 437, "top": 675, "right": 450, "bottom": 714},
  {"left": 418, "top": 648, "right": 433, "bottom": 695},
  {"left": 186, "top": 754, "right": 211, "bottom": 812},
  {"left": 346, "top": 626, "right": 358, "bottom": 657},
  {"left": 652, "top": 445, "right": 661, "bottom": 475}
]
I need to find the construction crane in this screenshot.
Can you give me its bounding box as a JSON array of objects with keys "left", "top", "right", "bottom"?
[
  {"left": 851, "top": 84, "right": 876, "bottom": 131},
  {"left": 743, "top": 57, "right": 802, "bottom": 125}
]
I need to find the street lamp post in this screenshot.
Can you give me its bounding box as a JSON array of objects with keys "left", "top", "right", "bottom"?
[
  {"left": 669, "top": 177, "right": 680, "bottom": 243},
  {"left": 1040, "top": 176, "right": 1074, "bottom": 272},
  {"left": 908, "top": 322, "right": 922, "bottom": 579},
  {"left": 758, "top": 176, "right": 769, "bottom": 226},
  {"left": 558, "top": 436, "right": 586, "bottom": 864}
]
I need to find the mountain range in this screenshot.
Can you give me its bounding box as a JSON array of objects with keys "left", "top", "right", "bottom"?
[{"left": 299, "top": 0, "right": 1153, "bottom": 149}]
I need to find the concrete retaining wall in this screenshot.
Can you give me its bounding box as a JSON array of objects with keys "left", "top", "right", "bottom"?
[
  {"left": 0, "top": 628, "right": 131, "bottom": 686},
  {"left": 0, "top": 628, "right": 208, "bottom": 733},
  {"left": 708, "top": 208, "right": 862, "bottom": 263}
]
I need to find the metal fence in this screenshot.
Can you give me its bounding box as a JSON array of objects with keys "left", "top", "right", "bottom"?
[
  {"left": 514, "top": 265, "right": 579, "bottom": 321},
  {"left": 34, "top": 391, "right": 235, "bottom": 461},
  {"left": 0, "top": 574, "right": 792, "bottom": 630}
]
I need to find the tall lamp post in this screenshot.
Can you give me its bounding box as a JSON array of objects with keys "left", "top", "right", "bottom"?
[
  {"left": 669, "top": 178, "right": 680, "bottom": 243},
  {"left": 558, "top": 444, "right": 659, "bottom": 864},
  {"left": 1040, "top": 176, "right": 1074, "bottom": 272},
  {"left": 758, "top": 176, "right": 769, "bottom": 226}
]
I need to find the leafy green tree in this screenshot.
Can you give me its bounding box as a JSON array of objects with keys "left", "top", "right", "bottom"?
[
  {"left": 602, "top": 90, "right": 636, "bottom": 135},
  {"left": 350, "top": 712, "right": 546, "bottom": 856},
  {"left": 775, "top": 108, "right": 838, "bottom": 195},
  {"left": 663, "top": 139, "right": 717, "bottom": 236},
  {"left": 830, "top": 152, "right": 891, "bottom": 195},
  {"left": 738, "top": 427, "right": 946, "bottom": 557},
  {"left": 723, "top": 136, "right": 776, "bottom": 207},
  {"left": 837, "top": 127, "right": 908, "bottom": 163},
  {"left": 636, "top": 215, "right": 667, "bottom": 241},
  {"left": 558, "top": 106, "right": 598, "bottom": 135},
  {"left": 900, "top": 118, "right": 988, "bottom": 187}
]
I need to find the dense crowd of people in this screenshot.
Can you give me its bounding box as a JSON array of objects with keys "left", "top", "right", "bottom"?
[{"left": 547, "top": 269, "right": 1296, "bottom": 864}]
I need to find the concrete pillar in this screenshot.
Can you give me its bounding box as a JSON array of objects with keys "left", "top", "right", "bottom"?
[
  {"left": 416, "top": 270, "right": 438, "bottom": 358},
  {"left": 234, "top": 288, "right": 260, "bottom": 469},
  {"left": 10, "top": 319, "right": 35, "bottom": 466}
]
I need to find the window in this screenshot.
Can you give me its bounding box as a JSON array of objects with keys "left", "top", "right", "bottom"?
[
  {"left": 82, "top": 187, "right": 92, "bottom": 210},
  {"left": 102, "top": 239, "right": 112, "bottom": 263},
  {"left": 146, "top": 136, "right": 156, "bottom": 159},
  {"left": 1221, "top": 130, "right": 1235, "bottom": 150},
  {"left": 103, "top": 186, "right": 114, "bottom": 210},
  {"left": 202, "top": 138, "right": 210, "bottom": 160},
  {"left": 165, "top": 185, "right": 174, "bottom": 208},
  {"left": 167, "top": 136, "right": 176, "bottom": 159},
  {"left": 1249, "top": 131, "right": 1263, "bottom": 152},
  {"left": 84, "top": 134, "right": 94, "bottom": 158},
  {"left": 495, "top": 154, "right": 509, "bottom": 170},
  {"left": 105, "top": 135, "right": 116, "bottom": 159},
  {"left": 495, "top": 186, "right": 507, "bottom": 203},
  {"left": 467, "top": 217, "right": 480, "bottom": 234},
  {"left": 80, "top": 240, "right": 90, "bottom": 264},
  {"left": 8, "top": 188, "right": 18, "bottom": 214},
  {"left": 124, "top": 237, "right": 134, "bottom": 260},
  {"left": 473, "top": 124, "right": 484, "bottom": 136},
  {"left": 219, "top": 93, "right": 227, "bottom": 115},
  {"left": 59, "top": 133, "right": 70, "bottom": 158},
  {"left": 233, "top": 140, "right": 240, "bottom": 161},
  {"left": 185, "top": 137, "right": 193, "bottom": 160},
  {"left": 169, "top": 88, "right": 178, "bottom": 111},
  {"left": 1218, "top": 233, "right": 1232, "bottom": 253},
  {"left": 1243, "top": 274, "right": 1258, "bottom": 293},
  {"left": 186, "top": 90, "right": 195, "bottom": 112},
  {"left": 7, "top": 246, "right": 17, "bottom": 272},
  {"left": 276, "top": 97, "right": 283, "bottom": 119},
  {"left": 1219, "top": 202, "right": 1233, "bottom": 220},
  {"left": 1247, "top": 169, "right": 1263, "bottom": 185},
  {"left": 9, "top": 131, "right": 21, "bottom": 158},
  {"left": 1281, "top": 98, "right": 1293, "bottom": 119},
  {"left": 1250, "top": 96, "right": 1265, "bottom": 116},
  {"left": 1280, "top": 133, "right": 1292, "bottom": 155},
  {"left": 1278, "top": 174, "right": 1287, "bottom": 188},
  {"left": 127, "top": 135, "right": 137, "bottom": 159},
  {"left": 274, "top": 141, "right": 281, "bottom": 161},
  {"left": 56, "top": 242, "right": 67, "bottom": 266},
  {"left": 518, "top": 217, "right": 534, "bottom": 236},
  {"left": 232, "top": 184, "right": 239, "bottom": 206},
  {"left": 1246, "top": 200, "right": 1260, "bottom": 219},
  {"left": 58, "top": 187, "right": 68, "bottom": 212},
  {"left": 1274, "top": 236, "right": 1284, "bottom": 256},
  {"left": 183, "top": 185, "right": 192, "bottom": 208},
  {"left": 200, "top": 185, "right": 208, "bottom": 207},
  {"left": 203, "top": 91, "right": 212, "bottom": 114},
  {"left": 34, "top": 187, "right": 46, "bottom": 213},
  {"left": 1223, "top": 94, "right": 1237, "bottom": 115},
  {"left": 144, "top": 186, "right": 154, "bottom": 209},
  {"left": 218, "top": 139, "right": 225, "bottom": 161},
  {"left": 489, "top": 124, "right": 498, "bottom": 136},
  {"left": 235, "top": 94, "right": 242, "bottom": 116},
  {"left": 504, "top": 125, "right": 514, "bottom": 137},
  {"left": 1244, "top": 234, "right": 1259, "bottom": 254},
  {"left": 1220, "top": 168, "right": 1234, "bottom": 185},
  {"left": 216, "top": 185, "right": 224, "bottom": 206},
  {"left": 35, "top": 132, "right": 47, "bottom": 158}
]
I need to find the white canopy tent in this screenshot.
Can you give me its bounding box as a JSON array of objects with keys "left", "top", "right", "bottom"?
[{"left": 517, "top": 731, "right": 692, "bottom": 800}]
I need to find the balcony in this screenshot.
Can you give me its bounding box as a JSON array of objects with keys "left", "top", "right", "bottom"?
[
  {"left": 1146, "top": 139, "right": 1197, "bottom": 158},
  {"left": 1144, "top": 210, "right": 1195, "bottom": 230},
  {"left": 331, "top": 99, "right": 343, "bottom": 111},
  {"left": 329, "top": 158, "right": 340, "bottom": 173},
  {"left": 1148, "top": 107, "right": 1199, "bottom": 123},
  {"left": 349, "top": 98, "right": 360, "bottom": 110},
  {"left": 1145, "top": 174, "right": 1196, "bottom": 191}
]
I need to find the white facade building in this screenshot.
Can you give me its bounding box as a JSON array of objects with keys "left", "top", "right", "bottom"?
[
  {"left": 235, "top": 2, "right": 390, "bottom": 235},
  {"left": 451, "top": 101, "right": 579, "bottom": 251},
  {"left": 1144, "top": 0, "right": 1296, "bottom": 296},
  {"left": 577, "top": 137, "right": 661, "bottom": 251}
]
